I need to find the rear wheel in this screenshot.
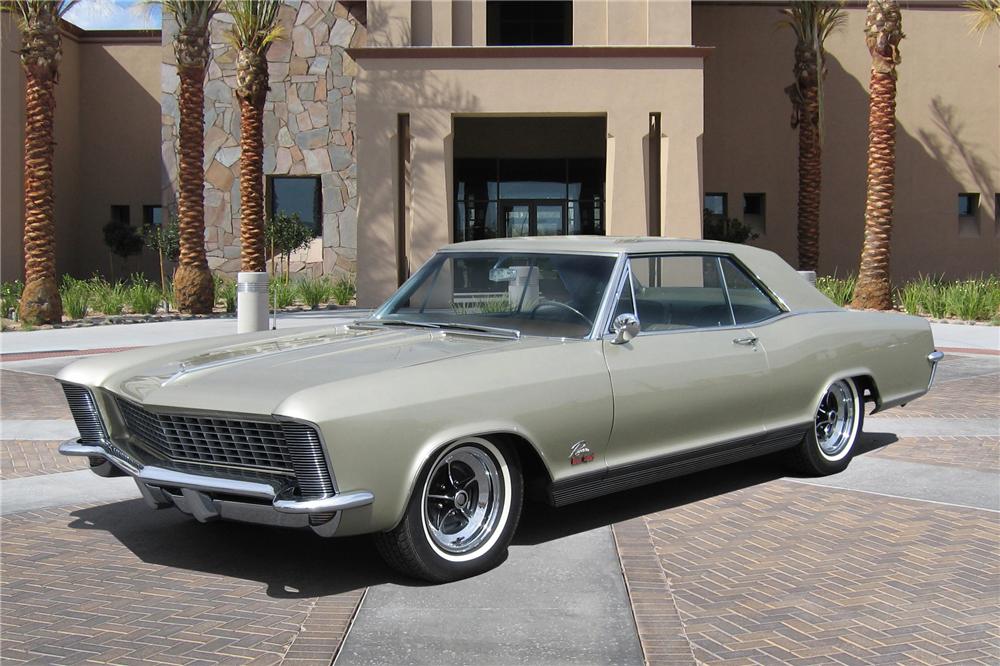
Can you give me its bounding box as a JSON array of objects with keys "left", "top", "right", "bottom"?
[
  {"left": 788, "top": 378, "right": 863, "bottom": 475},
  {"left": 374, "top": 437, "right": 522, "bottom": 582}
]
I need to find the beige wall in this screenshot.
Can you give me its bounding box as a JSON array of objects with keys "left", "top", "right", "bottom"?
[
  {"left": 376, "top": 0, "right": 693, "bottom": 47},
  {"left": 0, "top": 22, "right": 160, "bottom": 283},
  {"left": 696, "top": 4, "right": 999, "bottom": 281},
  {"left": 355, "top": 54, "right": 705, "bottom": 305}
]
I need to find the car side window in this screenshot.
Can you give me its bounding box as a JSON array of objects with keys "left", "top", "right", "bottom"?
[
  {"left": 719, "top": 258, "right": 783, "bottom": 324},
  {"left": 628, "top": 255, "right": 735, "bottom": 330}
]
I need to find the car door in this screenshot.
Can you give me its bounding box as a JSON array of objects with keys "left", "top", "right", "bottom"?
[{"left": 602, "top": 254, "right": 771, "bottom": 469}]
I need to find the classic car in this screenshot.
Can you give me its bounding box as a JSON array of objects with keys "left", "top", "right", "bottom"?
[{"left": 58, "top": 237, "right": 943, "bottom": 581}]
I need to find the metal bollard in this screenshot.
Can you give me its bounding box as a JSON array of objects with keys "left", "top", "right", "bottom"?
[{"left": 236, "top": 272, "right": 269, "bottom": 333}]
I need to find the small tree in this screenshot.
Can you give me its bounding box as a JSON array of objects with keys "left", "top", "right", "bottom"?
[
  {"left": 103, "top": 217, "right": 144, "bottom": 280},
  {"left": 264, "top": 213, "right": 314, "bottom": 281},
  {"left": 703, "top": 210, "right": 760, "bottom": 244},
  {"left": 143, "top": 216, "right": 181, "bottom": 296}
]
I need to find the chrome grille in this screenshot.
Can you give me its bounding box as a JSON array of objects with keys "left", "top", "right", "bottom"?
[
  {"left": 62, "top": 384, "right": 108, "bottom": 443},
  {"left": 116, "top": 397, "right": 294, "bottom": 474},
  {"left": 281, "top": 421, "right": 335, "bottom": 497}
]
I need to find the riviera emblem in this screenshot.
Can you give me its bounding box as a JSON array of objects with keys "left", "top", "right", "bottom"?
[{"left": 569, "top": 440, "right": 594, "bottom": 465}]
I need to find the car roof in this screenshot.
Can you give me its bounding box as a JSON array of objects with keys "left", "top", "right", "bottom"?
[
  {"left": 441, "top": 236, "right": 838, "bottom": 313},
  {"left": 442, "top": 236, "right": 742, "bottom": 255}
]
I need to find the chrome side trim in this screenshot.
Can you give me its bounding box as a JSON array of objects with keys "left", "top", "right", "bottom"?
[
  {"left": 589, "top": 252, "right": 628, "bottom": 340},
  {"left": 927, "top": 350, "right": 944, "bottom": 389}
]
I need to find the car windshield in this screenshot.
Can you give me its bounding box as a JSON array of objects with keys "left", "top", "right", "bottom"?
[{"left": 373, "top": 252, "right": 618, "bottom": 338}]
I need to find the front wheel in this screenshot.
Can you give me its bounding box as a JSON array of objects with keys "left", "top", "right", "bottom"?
[
  {"left": 374, "top": 437, "right": 523, "bottom": 582},
  {"left": 787, "top": 377, "right": 863, "bottom": 475}
]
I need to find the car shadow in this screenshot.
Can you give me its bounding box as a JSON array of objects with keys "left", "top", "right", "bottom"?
[{"left": 68, "top": 431, "right": 902, "bottom": 595}]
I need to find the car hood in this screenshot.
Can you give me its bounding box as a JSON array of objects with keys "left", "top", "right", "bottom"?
[{"left": 81, "top": 324, "right": 554, "bottom": 416}]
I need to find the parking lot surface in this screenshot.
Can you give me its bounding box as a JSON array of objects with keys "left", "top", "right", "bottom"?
[{"left": 1, "top": 322, "right": 997, "bottom": 665}]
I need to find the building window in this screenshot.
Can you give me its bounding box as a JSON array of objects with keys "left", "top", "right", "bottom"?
[
  {"left": 486, "top": 1, "right": 572, "bottom": 46},
  {"left": 143, "top": 205, "right": 163, "bottom": 227},
  {"left": 267, "top": 176, "right": 322, "bottom": 237},
  {"left": 958, "top": 193, "right": 979, "bottom": 238},
  {"left": 743, "top": 193, "right": 765, "bottom": 235},
  {"left": 704, "top": 193, "right": 727, "bottom": 218}
]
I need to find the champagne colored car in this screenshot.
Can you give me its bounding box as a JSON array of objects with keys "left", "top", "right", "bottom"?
[{"left": 59, "top": 238, "right": 943, "bottom": 581}]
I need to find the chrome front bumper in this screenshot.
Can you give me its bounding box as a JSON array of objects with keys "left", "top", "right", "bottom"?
[{"left": 59, "top": 439, "right": 374, "bottom": 536}]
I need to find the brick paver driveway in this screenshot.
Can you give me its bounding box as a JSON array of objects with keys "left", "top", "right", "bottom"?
[{"left": 1, "top": 349, "right": 997, "bottom": 665}]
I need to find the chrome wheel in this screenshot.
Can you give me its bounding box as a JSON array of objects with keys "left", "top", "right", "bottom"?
[
  {"left": 422, "top": 444, "right": 506, "bottom": 557},
  {"left": 814, "top": 379, "right": 858, "bottom": 460}
]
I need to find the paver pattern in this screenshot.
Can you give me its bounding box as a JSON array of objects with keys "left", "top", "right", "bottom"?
[
  {"left": 866, "top": 435, "right": 999, "bottom": 472},
  {"left": 617, "top": 352, "right": 999, "bottom": 665},
  {"left": 640, "top": 481, "right": 998, "bottom": 665},
  {"left": 1, "top": 439, "right": 86, "bottom": 479},
  {"left": 1, "top": 503, "right": 368, "bottom": 665},
  {"left": 1, "top": 369, "right": 71, "bottom": 420}
]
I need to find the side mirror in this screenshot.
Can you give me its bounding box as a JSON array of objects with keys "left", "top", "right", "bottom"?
[{"left": 611, "top": 313, "right": 640, "bottom": 345}]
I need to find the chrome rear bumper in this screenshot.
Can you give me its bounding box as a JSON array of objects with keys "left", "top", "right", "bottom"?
[
  {"left": 927, "top": 350, "right": 945, "bottom": 389},
  {"left": 59, "top": 439, "right": 374, "bottom": 536}
]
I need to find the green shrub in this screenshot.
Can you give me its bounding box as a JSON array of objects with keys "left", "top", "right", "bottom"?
[
  {"left": 297, "top": 276, "right": 333, "bottom": 309},
  {"left": 89, "top": 277, "right": 127, "bottom": 316},
  {"left": 269, "top": 278, "right": 297, "bottom": 309},
  {"left": 214, "top": 275, "right": 236, "bottom": 313},
  {"left": 2, "top": 280, "right": 24, "bottom": 318},
  {"left": 894, "top": 275, "right": 1000, "bottom": 321},
  {"left": 331, "top": 274, "right": 356, "bottom": 306},
  {"left": 815, "top": 274, "right": 856, "bottom": 307},
  {"left": 60, "top": 276, "right": 90, "bottom": 320},
  {"left": 126, "top": 275, "right": 163, "bottom": 315}
]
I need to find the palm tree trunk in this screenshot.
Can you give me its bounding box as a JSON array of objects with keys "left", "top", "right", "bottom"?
[
  {"left": 852, "top": 70, "right": 897, "bottom": 309},
  {"left": 172, "top": 61, "right": 214, "bottom": 314},
  {"left": 797, "top": 83, "right": 822, "bottom": 272},
  {"left": 238, "top": 93, "right": 266, "bottom": 273},
  {"left": 852, "top": 0, "right": 903, "bottom": 310},
  {"left": 18, "top": 30, "right": 62, "bottom": 324}
]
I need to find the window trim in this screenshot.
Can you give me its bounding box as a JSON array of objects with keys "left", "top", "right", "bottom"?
[
  {"left": 602, "top": 252, "right": 789, "bottom": 338},
  {"left": 266, "top": 175, "right": 323, "bottom": 238}
]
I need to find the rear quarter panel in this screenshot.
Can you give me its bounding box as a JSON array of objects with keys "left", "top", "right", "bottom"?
[{"left": 754, "top": 310, "right": 935, "bottom": 431}]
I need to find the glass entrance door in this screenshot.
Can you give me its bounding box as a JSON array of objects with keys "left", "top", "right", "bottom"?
[
  {"left": 500, "top": 201, "right": 566, "bottom": 237},
  {"left": 502, "top": 203, "right": 531, "bottom": 237}
]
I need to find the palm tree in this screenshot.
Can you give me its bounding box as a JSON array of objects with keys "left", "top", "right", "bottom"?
[
  {"left": 163, "top": 0, "right": 220, "bottom": 314},
  {"left": 963, "top": 0, "right": 1000, "bottom": 33},
  {"left": 852, "top": 0, "right": 904, "bottom": 310},
  {"left": 226, "top": 0, "right": 284, "bottom": 273},
  {"left": 4, "top": 0, "right": 77, "bottom": 325},
  {"left": 779, "top": 2, "right": 846, "bottom": 273}
]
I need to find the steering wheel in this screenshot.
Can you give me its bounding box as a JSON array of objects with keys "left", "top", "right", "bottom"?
[{"left": 529, "top": 300, "right": 593, "bottom": 327}]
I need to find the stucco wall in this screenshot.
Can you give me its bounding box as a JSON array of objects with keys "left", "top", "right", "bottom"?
[
  {"left": 354, "top": 54, "right": 705, "bottom": 305},
  {"left": 160, "top": 0, "right": 364, "bottom": 279},
  {"left": 375, "top": 0, "right": 693, "bottom": 48},
  {"left": 695, "top": 3, "right": 1000, "bottom": 281},
  {"left": 0, "top": 21, "right": 159, "bottom": 283}
]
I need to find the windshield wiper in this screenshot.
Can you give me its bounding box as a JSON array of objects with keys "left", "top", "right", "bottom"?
[
  {"left": 356, "top": 319, "right": 520, "bottom": 339},
  {"left": 354, "top": 319, "right": 441, "bottom": 330},
  {"left": 432, "top": 322, "right": 521, "bottom": 339}
]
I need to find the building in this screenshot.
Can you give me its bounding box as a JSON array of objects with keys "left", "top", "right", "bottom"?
[{"left": 2, "top": 1, "right": 997, "bottom": 305}]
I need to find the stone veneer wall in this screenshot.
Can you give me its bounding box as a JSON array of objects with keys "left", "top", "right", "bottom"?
[{"left": 161, "top": 0, "right": 364, "bottom": 279}]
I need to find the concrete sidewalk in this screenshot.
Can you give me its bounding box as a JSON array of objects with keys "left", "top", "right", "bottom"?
[
  {"left": 0, "top": 309, "right": 369, "bottom": 356},
  {"left": 1, "top": 314, "right": 995, "bottom": 356}
]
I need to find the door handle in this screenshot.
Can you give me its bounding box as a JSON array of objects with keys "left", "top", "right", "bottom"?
[{"left": 733, "top": 336, "right": 758, "bottom": 347}]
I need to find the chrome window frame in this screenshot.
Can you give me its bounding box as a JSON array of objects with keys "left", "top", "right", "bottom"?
[
  {"left": 598, "top": 251, "right": 792, "bottom": 339},
  {"left": 371, "top": 248, "right": 626, "bottom": 341}
]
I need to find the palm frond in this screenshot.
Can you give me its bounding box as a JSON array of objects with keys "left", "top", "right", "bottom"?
[
  {"left": 224, "top": 0, "right": 285, "bottom": 53},
  {"left": 158, "top": 0, "right": 221, "bottom": 32},
  {"left": 963, "top": 0, "right": 1000, "bottom": 33},
  {"left": 2, "top": 0, "right": 79, "bottom": 28},
  {"left": 778, "top": 1, "right": 846, "bottom": 143}
]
